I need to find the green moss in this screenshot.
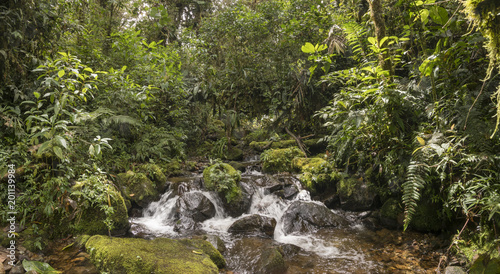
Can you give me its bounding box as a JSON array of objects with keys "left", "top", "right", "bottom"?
[
  {"left": 257, "top": 247, "right": 286, "bottom": 273},
  {"left": 380, "top": 198, "right": 402, "bottom": 220},
  {"left": 20, "top": 226, "right": 49, "bottom": 252},
  {"left": 338, "top": 177, "right": 358, "bottom": 198},
  {"left": 260, "top": 147, "right": 305, "bottom": 173},
  {"left": 84, "top": 235, "right": 220, "bottom": 273},
  {"left": 135, "top": 164, "right": 167, "bottom": 186},
  {"left": 71, "top": 177, "right": 129, "bottom": 235},
  {"left": 161, "top": 159, "right": 184, "bottom": 176},
  {"left": 179, "top": 239, "right": 226, "bottom": 269},
  {"left": 116, "top": 171, "right": 158, "bottom": 207},
  {"left": 203, "top": 162, "right": 242, "bottom": 204},
  {"left": 244, "top": 129, "right": 270, "bottom": 144},
  {"left": 225, "top": 147, "right": 244, "bottom": 161}
]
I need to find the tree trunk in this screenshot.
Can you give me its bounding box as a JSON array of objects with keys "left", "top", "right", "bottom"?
[{"left": 368, "top": 0, "right": 393, "bottom": 77}]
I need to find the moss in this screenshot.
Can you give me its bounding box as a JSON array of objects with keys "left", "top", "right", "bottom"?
[
  {"left": 84, "top": 235, "right": 220, "bottom": 273},
  {"left": 293, "top": 157, "right": 337, "bottom": 194},
  {"left": 71, "top": 177, "right": 129, "bottom": 236},
  {"left": 161, "top": 159, "right": 184, "bottom": 176},
  {"left": 203, "top": 162, "right": 242, "bottom": 204},
  {"left": 338, "top": 177, "right": 358, "bottom": 198},
  {"left": 20, "top": 226, "right": 49, "bottom": 252},
  {"left": 380, "top": 198, "right": 402, "bottom": 220},
  {"left": 244, "top": 129, "right": 270, "bottom": 144},
  {"left": 116, "top": 171, "right": 158, "bottom": 207},
  {"left": 257, "top": 247, "right": 287, "bottom": 273},
  {"left": 179, "top": 239, "right": 226, "bottom": 269},
  {"left": 225, "top": 147, "right": 244, "bottom": 161},
  {"left": 135, "top": 164, "right": 167, "bottom": 186},
  {"left": 260, "top": 147, "right": 305, "bottom": 173},
  {"left": 76, "top": 235, "right": 92, "bottom": 247}
]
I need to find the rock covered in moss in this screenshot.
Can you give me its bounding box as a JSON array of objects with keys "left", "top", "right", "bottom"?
[
  {"left": 117, "top": 170, "right": 159, "bottom": 208},
  {"left": 84, "top": 235, "right": 223, "bottom": 273},
  {"left": 135, "top": 163, "right": 168, "bottom": 192},
  {"left": 202, "top": 162, "right": 242, "bottom": 204},
  {"left": 260, "top": 147, "right": 305, "bottom": 173},
  {"left": 71, "top": 176, "right": 130, "bottom": 236},
  {"left": 292, "top": 157, "right": 339, "bottom": 195},
  {"left": 379, "top": 198, "right": 403, "bottom": 229},
  {"left": 225, "top": 147, "right": 244, "bottom": 161},
  {"left": 337, "top": 177, "right": 378, "bottom": 211}
]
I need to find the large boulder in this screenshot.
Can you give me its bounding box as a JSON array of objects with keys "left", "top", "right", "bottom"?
[
  {"left": 263, "top": 175, "right": 300, "bottom": 200},
  {"left": 174, "top": 192, "right": 216, "bottom": 231},
  {"left": 379, "top": 198, "right": 403, "bottom": 229},
  {"left": 83, "top": 235, "right": 224, "bottom": 273},
  {"left": 281, "top": 201, "right": 348, "bottom": 235},
  {"left": 337, "top": 177, "right": 378, "bottom": 211},
  {"left": 255, "top": 246, "right": 287, "bottom": 274},
  {"left": 260, "top": 147, "right": 305, "bottom": 173},
  {"left": 228, "top": 214, "right": 277, "bottom": 238},
  {"left": 71, "top": 175, "right": 129, "bottom": 236},
  {"left": 117, "top": 170, "right": 159, "bottom": 208}
]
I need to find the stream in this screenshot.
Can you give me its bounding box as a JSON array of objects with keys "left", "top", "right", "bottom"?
[{"left": 127, "top": 164, "right": 445, "bottom": 273}]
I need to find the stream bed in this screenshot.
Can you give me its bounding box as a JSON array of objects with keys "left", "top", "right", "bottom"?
[{"left": 127, "top": 167, "right": 446, "bottom": 273}]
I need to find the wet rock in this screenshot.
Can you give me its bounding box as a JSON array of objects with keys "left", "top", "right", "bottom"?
[
  {"left": 322, "top": 193, "right": 341, "bottom": 209},
  {"left": 222, "top": 181, "right": 253, "bottom": 217},
  {"left": 228, "top": 214, "right": 277, "bottom": 237},
  {"left": 135, "top": 164, "right": 169, "bottom": 193},
  {"left": 279, "top": 244, "right": 301, "bottom": 259},
  {"left": 281, "top": 201, "right": 348, "bottom": 235},
  {"left": 175, "top": 192, "right": 215, "bottom": 225},
  {"left": 256, "top": 246, "right": 287, "bottom": 274},
  {"left": 337, "top": 177, "right": 378, "bottom": 211},
  {"left": 444, "top": 266, "right": 467, "bottom": 274}
]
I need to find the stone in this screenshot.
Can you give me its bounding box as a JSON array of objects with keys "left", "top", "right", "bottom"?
[
  {"left": 116, "top": 171, "right": 159, "bottom": 208},
  {"left": 281, "top": 201, "right": 348, "bottom": 235},
  {"left": 260, "top": 147, "right": 305, "bottom": 173},
  {"left": 337, "top": 177, "right": 378, "bottom": 211},
  {"left": 444, "top": 266, "right": 467, "bottom": 274},
  {"left": 175, "top": 192, "right": 216, "bottom": 223},
  {"left": 84, "top": 235, "right": 224, "bottom": 273},
  {"left": 255, "top": 246, "right": 287, "bottom": 274},
  {"left": 228, "top": 214, "right": 277, "bottom": 237}
]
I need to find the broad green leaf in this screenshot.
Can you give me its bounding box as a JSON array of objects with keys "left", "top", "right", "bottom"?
[
  {"left": 89, "top": 144, "right": 95, "bottom": 156},
  {"left": 419, "top": 9, "right": 429, "bottom": 24},
  {"left": 57, "top": 70, "right": 65, "bottom": 78},
  {"left": 23, "top": 260, "right": 61, "bottom": 274},
  {"left": 54, "top": 135, "right": 68, "bottom": 149},
  {"left": 316, "top": 44, "right": 327, "bottom": 52},
  {"left": 33, "top": 92, "right": 40, "bottom": 99},
  {"left": 379, "top": 37, "right": 389, "bottom": 47},
  {"left": 301, "top": 42, "right": 316, "bottom": 53},
  {"left": 37, "top": 141, "right": 52, "bottom": 155},
  {"left": 53, "top": 146, "right": 63, "bottom": 159}
]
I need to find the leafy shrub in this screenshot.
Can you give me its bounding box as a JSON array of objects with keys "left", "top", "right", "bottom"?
[{"left": 260, "top": 147, "right": 305, "bottom": 173}]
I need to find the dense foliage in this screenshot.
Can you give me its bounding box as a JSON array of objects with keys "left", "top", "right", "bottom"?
[{"left": 1, "top": 0, "right": 500, "bottom": 268}]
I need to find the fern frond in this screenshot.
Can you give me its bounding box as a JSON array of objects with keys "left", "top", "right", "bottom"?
[
  {"left": 103, "top": 115, "right": 141, "bottom": 127},
  {"left": 402, "top": 160, "right": 430, "bottom": 230}
]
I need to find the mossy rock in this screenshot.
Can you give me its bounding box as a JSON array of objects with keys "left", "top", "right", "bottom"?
[
  {"left": 117, "top": 170, "right": 159, "bottom": 208},
  {"left": 84, "top": 235, "right": 221, "bottom": 273},
  {"left": 20, "top": 226, "right": 49, "bottom": 252},
  {"left": 337, "top": 177, "right": 378, "bottom": 211},
  {"left": 71, "top": 177, "right": 129, "bottom": 236},
  {"left": 225, "top": 147, "right": 244, "bottom": 161},
  {"left": 203, "top": 162, "right": 242, "bottom": 204},
  {"left": 470, "top": 254, "right": 500, "bottom": 274},
  {"left": 179, "top": 238, "right": 226, "bottom": 269},
  {"left": 380, "top": 198, "right": 403, "bottom": 229},
  {"left": 260, "top": 147, "right": 305, "bottom": 173},
  {"left": 292, "top": 157, "right": 339, "bottom": 195},
  {"left": 410, "top": 200, "right": 442, "bottom": 232},
  {"left": 244, "top": 129, "right": 270, "bottom": 144},
  {"left": 135, "top": 164, "right": 167, "bottom": 188}
]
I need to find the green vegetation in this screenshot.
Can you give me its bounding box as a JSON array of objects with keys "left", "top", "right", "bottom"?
[
  {"left": 203, "top": 161, "right": 242, "bottom": 204},
  {"left": 1, "top": 0, "right": 500, "bottom": 271}
]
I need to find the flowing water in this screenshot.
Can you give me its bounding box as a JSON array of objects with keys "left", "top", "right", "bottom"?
[{"left": 129, "top": 167, "right": 443, "bottom": 273}]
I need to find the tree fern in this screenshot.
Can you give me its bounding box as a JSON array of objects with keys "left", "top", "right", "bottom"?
[{"left": 402, "top": 160, "right": 430, "bottom": 230}]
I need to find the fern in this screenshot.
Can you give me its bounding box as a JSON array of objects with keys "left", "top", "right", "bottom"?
[{"left": 402, "top": 160, "right": 430, "bottom": 230}]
